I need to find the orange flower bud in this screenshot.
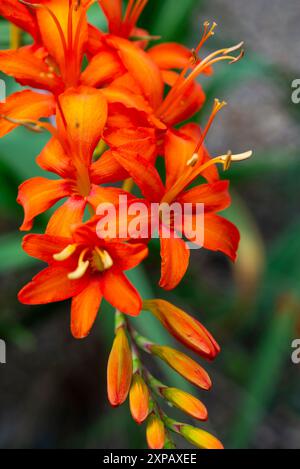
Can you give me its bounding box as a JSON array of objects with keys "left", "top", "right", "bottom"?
[
  {"left": 151, "top": 345, "right": 211, "bottom": 390},
  {"left": 162, "top": 387, "right": 208, "bottom": 421},
  {"left": 107, "top": 327, "right": 133, "bottom": 407},
  {"left": 180, "top": 425, "right": 224, "bottom": 450},
  {"left": 143, "top": 299, "right": 220, "bottom": 360},
  {"left": 146, "top": 414, "right": 165, "bottom": 449},
  {"left": 129, "top": 373, "right": 150, "bottom": 424}
]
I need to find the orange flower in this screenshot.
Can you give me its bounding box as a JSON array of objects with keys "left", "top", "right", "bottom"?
[
  {"left": 107, "top": 327, "right": 133, "bottom": 407},
  {"left": 161, "top": 388, "right": 208, "bottom": 421},
  {"left": 143, "top": 299, "right": 220, "bottom": 360},
  {"left": 18, "top": 221, "right": 148, "bottom": 337},
  {"left": 129, "top": 373, "right": 150, "bottom": 424},
  {"left": 150, "top": 345, "right": 212, "bottom": 390},
  {"left": 112, "top": 130, "right": 244, "bottom": 290},
  {"left": 16, "top": 86, "right": 128, "bottom": 236},
  {"left": 146, "top": 414, "right": 165, "bottom": 449},
  {"left": 0, "top": 1, "right": 125, "bottom": 136}
]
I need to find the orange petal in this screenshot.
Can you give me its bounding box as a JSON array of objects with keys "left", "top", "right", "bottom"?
[
  {"left": 99, "top": 0, "right": 122, "bottom": 34},
  {"left": 71, "top": 278, "right": 103, "bottom": 339},
  {"left": 129, "top": 373, "right": 150, "bottom": 424},
  {"left": 177, "top": 180, "right": 231, "bottom": 213},
  {"left": 106, "top": 35, "right": 164, "bottom": 109},
  {"left": 203, "top": 214, "right": 240, "bottom": 261},
  {"left": 36, "top": 0, "right": 88, "bottom": 81},
  {"left": 99, "top": 269, "right": 142, "bottom": 317},
  {"left": 148, "top": 43, "right": 192, "bottom": 70},
  {"left": 162, "top": 72, "right": 205, "bottom": 126},
  {"left": 0, "top": 90, "right": 55, "bottom": 137},
  {"left": 107, "top": 327, "right": 133, "bottom": 407},
  {"left": 0, "top": 0, "right": 39, "bottom": 40},
  {"left": 112, "top": 150, "right": 165, "bottom": 202},
  {"left": 22, "top": 233, "right": 71, "bottom": 264},
  {"left": 18, "top": 265, "right": 88, "bottom": 305},
  {"left": 36, "top": 137, "right": 72, "bottom": 178},
  {"left": 159, "top": 236, "right": 190, "bottom": 291},
  {"left": 0, "top": 46, "right": 62, "bottom": 92},
  {"left": 46, "top": 197, "right": 86, "bottom": 237},
  {"left": 57, "top": 86, "right": 108, "bottom": 163},
  {"left": 91, "top": 150, "right": 128, "bottom": 185},
  {"left": 151, "top": 345, "right": 212, "bottom": 390},
  {"left": 146, "top": 415, "right": 165, "bottom": 450},
  {"left": 87, "top": 185, "right": 128, "bottom": 210},
  {"left": 86, "top": 23, "right": 104, "bottom": 56},
  {"left": 17, "top": 177, "right": 71, "bottom": 231},
  {"left": 180, "top": 425, "right": 224, "bottom": 450},
  {"left": 104, "top": 127, "right": 157, "bottom": 163},
  {"left": 108, "top": 242, "right": 148, "bottom": 271},
  {"left": 81, "top": 48, "right": 125, "bottom": 87},
  {"left": 143, "top": 299, "right": 220, "bottom": 360},
  {"left": 162, "top": 388, "right": 208, "bottom": 421}
]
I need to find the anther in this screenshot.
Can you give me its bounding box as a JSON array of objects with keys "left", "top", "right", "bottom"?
[
  {"left": 53, "top": 244, "right": 77, "bottom": 261},
  {"left": 187, "top": 153, "right": 199, "bottom": 167},
  {"left": 68, "top": 249, "right": 90, "bottom": 280}
]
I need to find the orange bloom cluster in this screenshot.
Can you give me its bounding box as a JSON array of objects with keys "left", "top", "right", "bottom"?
[{"left": 0, "top": 0, "right": 251, "bottom": 449}]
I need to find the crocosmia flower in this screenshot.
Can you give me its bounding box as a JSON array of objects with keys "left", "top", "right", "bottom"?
[{"left": 0, "top": 0, "right": 253, "bottom": 449}]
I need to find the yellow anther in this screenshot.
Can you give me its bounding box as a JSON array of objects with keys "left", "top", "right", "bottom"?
[
  {"left": 187, "top": 153, "right": 199, "bottom": 167},
  {"left": 93, "top": 247, "right": 113, "bottom": 272},
  {"left": 217, "top": 150, "right": 253, "bottom": 171},
  {"left": 53, "top": 244, "right": 77, "bottom": 261},
  {"left": 68, "top": 249, "right": 90, "bottom": 280}
]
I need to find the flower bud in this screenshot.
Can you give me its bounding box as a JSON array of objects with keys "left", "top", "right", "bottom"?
[
  {"left": 180, "top": 424, "right": 224, "bottom": 450},
  {"left": 107, "top": 327, "right": 133, "bottom": 407},
  {"left": 151, "top": 345, "right": 211, "bottom": 390},
  {"left": 129, "top": 373, "right": 150, "bottom": 424},
  {"left": 146, "top": 414, "right": 165, "bottom": 449},
  {"left": 162, "top": 387, "right": 208, "bottom": 421},
  {"left": 143, "top": 299, "right": 220, "bottom": 360}
]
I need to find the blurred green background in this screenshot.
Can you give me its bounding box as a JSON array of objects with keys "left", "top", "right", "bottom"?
[{"left": 1, "top": 0, "right": 300, "bottom": 449}]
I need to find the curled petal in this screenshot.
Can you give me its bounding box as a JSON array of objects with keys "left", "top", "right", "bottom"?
[
  {"left": 203, "top": 214, "right": 240, "bottom": 261},
  {"left": 143, "top": 299, "right": 220, "bottom": 360},
  {"left": 107, "top": 327, "right": 133, "bottom": 407},
  {"left": 0, "top": 0, "right": 39, "bottom": 40},
  {"left": 17, "top": 177, "right": 71, "bottom": 231},
  {"left": 46, "top": 197, "right": 87, "bottom": 237},
  {"left": 146, "top": 414, "right": 165, "bottom": 450},
  {"left": 129, "top": 374, "right": 150, "bottom": 424},
  {"left": 0, "top": 90, "right": 55, "bottom": 138},
  {"left": 0, "top": 46, "right": 62, "bottom": 92}
]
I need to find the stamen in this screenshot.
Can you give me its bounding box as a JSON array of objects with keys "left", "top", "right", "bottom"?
[
  {"left": 158, "top": 41, "right": 244, "bottom": 120},
  {"left": 68, "top": 248, "right": 90, "bottom": 280},
  {"left": 193, "top": 99, "right": 227, "bottom": 154},
  {"left": 53, "top": 244, "right": 77, "bottom": 261},
  {"left": 163, "top": 150, "right": 253, "bottom": 204},
  {"left": 187, "top": 154, "right": 199, "bottom": 167},
  {"left": 19, "top": 1, "right": 68, "bottom": 64},
  {"left": 0, "top": 115, "right": 56, "bottom": 135},
  {"left": 93, "top": 247, "right": 113, "bottom": 272},
  {"left": 194, "top": 21, "right": 217, "bottom": 55}
]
